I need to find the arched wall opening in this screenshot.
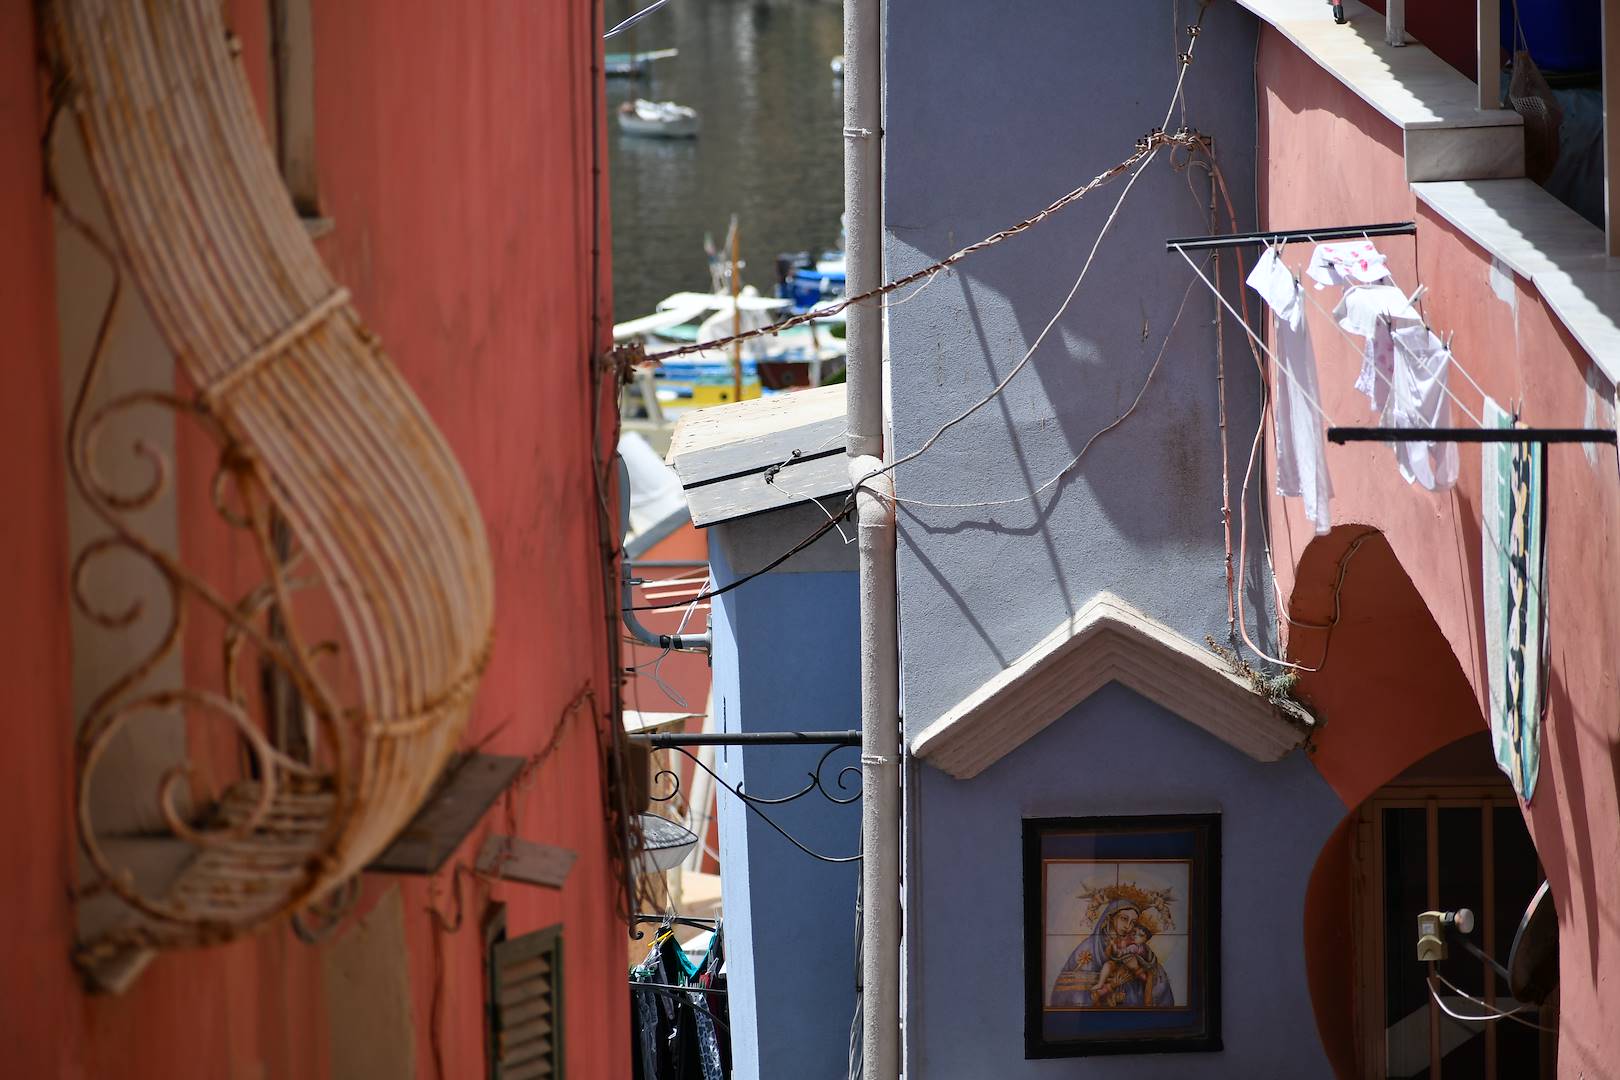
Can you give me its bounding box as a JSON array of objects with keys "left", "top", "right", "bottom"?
[{"left": 1286, "top": 527, "right": 1496, "bottom": 1075}]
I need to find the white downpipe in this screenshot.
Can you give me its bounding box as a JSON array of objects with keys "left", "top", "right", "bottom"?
[
  {"left": 845, "top": 0, "right": 901, "bottom": 1074},
  {"left": 852, "top": 457, "right": 898, "bottom": 1078}
]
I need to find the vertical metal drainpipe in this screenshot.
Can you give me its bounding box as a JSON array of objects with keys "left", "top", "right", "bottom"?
[{"left": 845, "top": 0, "right": 901, "bottom": 1074}]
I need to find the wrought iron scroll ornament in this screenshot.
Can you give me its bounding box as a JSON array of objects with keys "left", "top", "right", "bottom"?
[
  {"left": 48, "top": 0, "right": 495, "bottom": 963},
  {"left": 646, "top": 743, "right": 862, "bottom": 864}
]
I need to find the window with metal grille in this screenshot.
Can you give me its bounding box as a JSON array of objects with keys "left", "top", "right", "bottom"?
[{"left": 488, "top": 922, "right": 564, "bottom": 1080}]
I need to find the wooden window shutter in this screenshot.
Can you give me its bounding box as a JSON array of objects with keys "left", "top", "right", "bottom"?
[{"left": 489, "top": 924, "right": 564, "bottom": 1080}]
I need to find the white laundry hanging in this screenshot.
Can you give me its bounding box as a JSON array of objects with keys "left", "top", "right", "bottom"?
[
  {"left": 1246, "top": 247, "right": 1333, "bottom": 534},
  {"left": 1384, "top": 324, "right": 1459, "bottom": 491},
  {"left": 1333, "top": 284, "right": 1422, "bottom": 413},
  {"left": 1306, "top": 240, "right": 1391, "bottom": 289}
]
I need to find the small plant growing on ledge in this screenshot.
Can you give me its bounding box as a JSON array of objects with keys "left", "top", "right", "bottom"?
[{"left": 1205, "top": 637, "right": 1301, "bottom": 708}]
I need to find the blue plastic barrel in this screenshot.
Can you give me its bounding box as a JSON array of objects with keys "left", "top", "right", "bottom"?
[{"left": 1502, "top": 0, "right": 1601, "bottom": 73}]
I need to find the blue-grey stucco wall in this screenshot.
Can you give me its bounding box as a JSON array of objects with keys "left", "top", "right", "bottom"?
[
  {"left": 884, "top": 0, "right": 1275, "bottom": 737},
  {"left": 707, "top": 517, "right": 861, "bottom": 1080},
  {"left": 882, "top": 1, "right": 1347, "bottom": 1074},
  {"left": 910, "top": 683, "right": 1343, "bottom": 1077}
]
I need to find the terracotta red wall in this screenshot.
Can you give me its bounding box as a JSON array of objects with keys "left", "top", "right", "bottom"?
[
  {"left": 1259, "top": 26, "right": 1620, "bottom": 1076},
  {"left": 0, "top": 3, "right": 84, "bottom": 1075},
  {"left": 1356, "top": 0, "right": 1482, "bottom": 82},
  {"left": 1, "top": 0, "right": 627, "bottom": 1076}
]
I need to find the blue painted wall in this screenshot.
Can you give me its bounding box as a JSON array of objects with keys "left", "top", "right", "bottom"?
[
  {"left": 884, "top": 0, "right": 1274, "bottom": 737},
  {"left": 707, "top": 518, "right": 861, "bottom": 1080},
  {"left": 909, "top": 683, "right": 1343, "bottom": 1077},
  {"left": 880, "top": 0, "right": 1349, "bottom": 1073}
]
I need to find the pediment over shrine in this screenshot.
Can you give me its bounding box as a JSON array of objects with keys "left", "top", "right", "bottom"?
[{"left": 911, "top": 593, "right": 1315, "bottom": 779}]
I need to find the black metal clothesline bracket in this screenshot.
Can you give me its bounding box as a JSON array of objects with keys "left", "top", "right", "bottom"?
[
  {"left": 1164, "top": 221, "right": 1417, "bottom": 252},
  {"left": 1328, "top": 427, "right": 1618, "bottom": 445},
  {"left": 629, "top": 730, "right": 861, "bottom": 748},
  {"left": 630, "top": 731, "right": 863, "bottom": 865}
]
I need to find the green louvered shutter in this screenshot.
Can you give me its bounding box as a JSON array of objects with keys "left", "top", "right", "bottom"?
[{"left": 489, "top": 924, "right": 563, "bottom": 1079}]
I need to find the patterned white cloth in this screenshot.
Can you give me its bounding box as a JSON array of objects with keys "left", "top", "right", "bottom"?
[
  {"left": 1333, "top": 284, "right": 1422, "bottom": 413},
  {"left": 1384, "top": 324, "right": 1459, "bottom": 491},
  {"left": 1306, "top": 240, "right": 1391, "bottom": 289}
]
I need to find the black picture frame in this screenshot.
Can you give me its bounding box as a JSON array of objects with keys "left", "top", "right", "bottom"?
[{"left": 1023, "top": 814, "right": 1222, "bottom": 1058}]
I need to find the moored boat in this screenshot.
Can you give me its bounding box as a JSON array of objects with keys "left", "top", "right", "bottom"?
[
  {"left": 617, "top": 98, "right": 701, "bottom": 138},
  {"left": 614, "top": 287, "right": 846, "bottom": 412},
  {"left": 605, "top": 48, "right": 679, "bottom": 78}
]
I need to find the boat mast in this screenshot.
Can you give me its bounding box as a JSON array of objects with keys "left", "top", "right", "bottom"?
[{"left": 729, "top": 214, "right": 742, "bottom": 402}]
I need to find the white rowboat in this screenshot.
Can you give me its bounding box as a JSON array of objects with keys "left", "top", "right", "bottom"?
[{"left": 618, "top": 99, "right": 700, "bottom": 139}]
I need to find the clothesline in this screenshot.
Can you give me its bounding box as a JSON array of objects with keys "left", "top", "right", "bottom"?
[
  {"left": 1174, "top": 246, "right": 1335, "bottom": 425},
  {"left": 1174, "top": 241, "right": 1491, "bottom": 441},
  {"left": 1177, "top": 241, "right": 1559, "bottom": 590},
  {"left": 1287, "top": 251, "right": 1487, "bottom": 431}
]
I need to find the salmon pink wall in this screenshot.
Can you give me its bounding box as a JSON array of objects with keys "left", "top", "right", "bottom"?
[
  {"left": 1260, "top": 26, "right": 1620, "bottom": 1076},
  {"left": 1, "top": 0, "right": 627, "bottom": 1075},
  {"left": 0, "top": 3, "right": 85, "bottom": 1074}
]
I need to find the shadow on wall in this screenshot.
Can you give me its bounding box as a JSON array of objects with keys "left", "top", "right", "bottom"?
[
  {"left": 1291, "top": 525, "right": 1492, "bottom": 1076},
  {"left": 883, "top": 0, "right": 1272, "bottom": 692},
  {"left": 1288, "top": 525, "right": 1486, "bottom": 806}
]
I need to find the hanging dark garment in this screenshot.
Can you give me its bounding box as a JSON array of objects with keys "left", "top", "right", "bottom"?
[
  {"left": 690, "top": 923, "right": 729, "bottom": 1080},
  {"left": 630, "top": 929, "right": 709, "bottom": 1080}
]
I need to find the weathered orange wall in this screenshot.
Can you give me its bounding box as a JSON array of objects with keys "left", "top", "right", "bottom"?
[
  {"left": 1, "top": 0, "right": 628, "bottom": 1076},
  {"left": 1260, "top": 26, "right": 1620, "bottom": 1075},
  {"left": 626, "top": 523, "right": 713, "bottom": 723},
  {"left": 1289, "top": 530, "right": 1489, "bottom": 808},
  {"left": 1303, "top": 816, "right": 1359, "bottom": 1077},
  {"left": 0, "top": 3, "right": 85, "bottom": 1075}
]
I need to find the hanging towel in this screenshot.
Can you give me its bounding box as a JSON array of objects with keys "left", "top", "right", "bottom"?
[
  {"left": 1481, "top": 398, "right": 1545, "bottom": 802},
  {"left": 1306, "top": 240, "right": 1391, "bottom": 289},
  {"left": 1247, "top": 247, "right": 1334, "bottom": 534},
  {"left": 1383, "top": 324, "right": 1460, "bottom": 491},
  {"left": 1333, "top": 284, "right": 1423, "bottom": 413}
]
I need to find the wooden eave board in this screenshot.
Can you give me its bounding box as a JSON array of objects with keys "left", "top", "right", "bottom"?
[
  {"left": 369, "top": 753, "right": 526, "bottom": 874},
  {"left": 682, "top": 448, "right": 850, "bottom": 527},
  {"left": 476, "top": 835, "right": 577, "bottom": 889},
  {"left": 667, "top": 384, "right": 847, "bottom": 482}
]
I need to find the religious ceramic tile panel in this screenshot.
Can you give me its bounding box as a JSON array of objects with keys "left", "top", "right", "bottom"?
[{"left": 1023, "top": 815, "right": 1221, "bottom": 1057}]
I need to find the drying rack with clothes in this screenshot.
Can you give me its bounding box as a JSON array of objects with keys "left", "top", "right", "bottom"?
[{"left": 630, "top": 915, "right": 730, "bottom": 1080}]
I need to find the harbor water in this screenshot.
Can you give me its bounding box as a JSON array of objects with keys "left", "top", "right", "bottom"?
[{"left": 606, "top": 0, "right": 846, "bottom": 321}]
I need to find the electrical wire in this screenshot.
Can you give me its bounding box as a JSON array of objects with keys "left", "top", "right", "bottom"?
[
  {"left": 889, "top": 268, "right": 1205, "bottom": 510},
  {"left": 1176, "top": 241, "right": 1342, "bottom": 670},
  {"left": 871, "top": 149, "right": 1161, "bottom": 492},
  {"left": 629, "top": 13, "right": 1216, "bottom": 612},
  {"left": 1175, "top": 244, "right": 1337, "bottom": 425},
  {"left": 1427, "top": 973, "right": 1555, "bottom": 1032},
  {"left": 622, "top": 508, "right": 849, "bottom": 611},
  {"left": 866, "top": 7, "right": 1213, "bottom": 495},
  {"left": 604, "top": 0, "right": 676, "bottom": 39},
  {"left": 640, "top": 123, "right": 1207, "bottom": 366},
  {"left": 637, "top": 142, "right": 1167, "bottom": 611}
]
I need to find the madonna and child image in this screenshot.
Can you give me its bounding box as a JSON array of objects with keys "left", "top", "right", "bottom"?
[{"left": 1045, "top": 868, "right": 1187, "bottom": 1009}]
